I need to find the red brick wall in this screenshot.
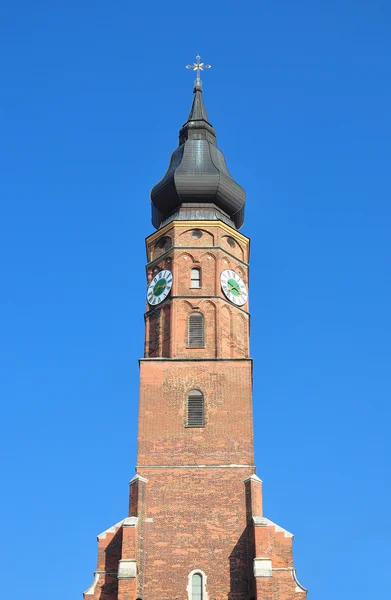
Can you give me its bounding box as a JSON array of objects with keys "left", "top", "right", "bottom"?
[
  {"left": 135, "top": 467, "right": 254, "bottom": 600},
  {"left": 137, "top": 359, "right": 254, "bottom": 467},
  {"left": 144, "top": 222, "right": 250, "bottom": 360},
  {"left": 138, "top": 222, "right": 255, "bottom": 599},
  {"left": 146, "top": 223, "right": 248, "bottom": 264}
]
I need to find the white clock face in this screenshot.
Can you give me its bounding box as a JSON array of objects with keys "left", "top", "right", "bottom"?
[
  {"left": 147, "top": 269, "right": 173, "bottom": 306},
  {"left": 221, "top": 269, "right": 248, "bottom": 306}
]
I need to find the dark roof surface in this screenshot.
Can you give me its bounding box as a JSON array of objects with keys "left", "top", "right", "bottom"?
[
  {"left": 187, "top": 85, "right": 210, "bottom": 122},
  {"left": 150, "top": 84, "right": 246, "bottom": 229}
]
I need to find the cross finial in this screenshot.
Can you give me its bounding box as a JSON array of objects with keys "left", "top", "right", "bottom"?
[{"left": 186, "top": 55, "right": 211, "bottom": 90}]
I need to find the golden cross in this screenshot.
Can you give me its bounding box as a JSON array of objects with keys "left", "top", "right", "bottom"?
[{"left": 186, "top": 55, "right": 211, "bottom": 88}]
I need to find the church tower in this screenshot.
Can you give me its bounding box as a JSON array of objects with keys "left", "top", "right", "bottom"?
[{"left": 84, "top": 57, "right": 307, "bottom": 600}]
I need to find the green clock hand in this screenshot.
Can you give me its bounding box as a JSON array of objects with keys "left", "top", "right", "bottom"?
[{"left": 228, "top": 283, "right": 241, "bottom": 294}]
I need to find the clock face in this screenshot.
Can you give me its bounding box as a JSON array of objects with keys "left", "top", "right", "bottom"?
[
  {"left": 147, "top": 269, "right": 173, "bottom": 306},
  {"left": 220, "top": 269, "right": 248, "bottom": 306}
]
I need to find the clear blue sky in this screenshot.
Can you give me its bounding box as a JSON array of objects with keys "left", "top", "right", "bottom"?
[{"left": 1, "top": 1, "right": 390, "bottom": 598}]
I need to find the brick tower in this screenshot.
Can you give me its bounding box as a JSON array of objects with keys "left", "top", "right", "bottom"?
[{"left": 84, "top": 59, "right": 307, "bottom": 600}]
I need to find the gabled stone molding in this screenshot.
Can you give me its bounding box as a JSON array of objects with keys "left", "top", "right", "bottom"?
[
  {"left": 253, "top": 516, "right": 294, "bottom": 538},
  {"left": 253, "top": 562, "right": 307, "bottom": 593},
  {"left": 292, "top": 568, "right": 308, "bottom": 593},
  {"left": 97, "top": 519, "right": 125, "bottom": 540},
  {"left": 83, "top": 572, "right": 100, "bottom": 596}
]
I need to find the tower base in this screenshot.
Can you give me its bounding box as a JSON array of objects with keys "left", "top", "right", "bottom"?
[{"left": 84, "top": 474, "right": 307, "bottom": 600}]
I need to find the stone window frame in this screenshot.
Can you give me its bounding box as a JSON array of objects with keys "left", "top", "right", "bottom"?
[{"left": 187, "top": 569, "right": 208, "bottom": 600}]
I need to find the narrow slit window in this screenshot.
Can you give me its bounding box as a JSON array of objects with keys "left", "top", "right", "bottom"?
[
  {"left": 188, "top": 312, "right": 204, "bottom": 347},
  {"left": 187, "top": 391, "right": 204, "bottom": 427},
  {"left": 191, "top": 268, "right": 201, "bottom": 288}
]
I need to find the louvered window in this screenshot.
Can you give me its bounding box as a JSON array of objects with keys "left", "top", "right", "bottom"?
[
  {"left": 191, "top": 268, "right": 201, "bottom": 288},
  {"left": 188, "top": 312, "right": 204, "bottom": 347},
  {"left": 187, "top": 390, "right": 204, "bottom": 427}
]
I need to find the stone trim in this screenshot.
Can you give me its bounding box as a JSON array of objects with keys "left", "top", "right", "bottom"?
[
  {"left": 129, "top": 474, "right": 149, "bottom": 485},
  {"left": 292, "top": 569, "right": 308, "bottom": 593},
  {"left": 123, "top": 516, "right": 138, "bottom": 527},
  {"left": 243, "top": 474, "right": 263, "bottom": 483},
  {"left": 146, "top": 220, "right": 250, "bottom": 245},
  {"left": 252, "top": 564, "right": 307, "bottom": 593},
  {"left": 97, "top": 519, "right": 125, "bottom": 540},
  {"left": 118, "top": 559, "right": 137, "bottom": 579},
  {"left": 254, "top": 558, "right": 272, "bottom": 578},
  {"left": 83, "top": 572, "right": 100, "bottom": 596},
  {"left": 253, "top": 516, "right": 294, "bottom": 538},
  {"left": 136, "top": 464, "right": 255, "bottom": 469},
  {"left": 187, "top": 569, "right": 209, "bottom": 600},
  {"left": 139, "top": 358, "right": 253, "bottom": 362}
]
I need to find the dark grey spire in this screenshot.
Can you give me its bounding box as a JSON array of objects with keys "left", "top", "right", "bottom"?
[
  {"left": 150, "top": 76, "right": 246, "bottom": 230},
  {"left": 178, "top": 84, "right": 217, "bottom": 147},
  {"left": 187, "top": 83, "right": 209, "bottom": 120}
]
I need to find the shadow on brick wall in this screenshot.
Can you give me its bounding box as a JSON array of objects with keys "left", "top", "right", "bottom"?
[
  {"left": 99, "top": 528, "right": 122, "bottom": 599},
  {"left": 229, "top": 526, "right": 254, "bottom": 600}
]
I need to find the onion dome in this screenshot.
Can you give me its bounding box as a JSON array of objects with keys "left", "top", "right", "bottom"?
[{"left": 150, "top": 80, "right": 246, "bottom": 230}]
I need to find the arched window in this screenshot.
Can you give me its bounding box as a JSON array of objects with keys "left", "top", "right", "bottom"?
[
  {"left": 191, "top": 268, "right": 201, "bottom": 288},
  {"left": 188, "top": 312, "right": 204, "bottom": 347},
  {"left": 187, "top": 570, "right": 207, "bottom": 600},
  {"left": 192, "top": 573, "right": 203, "bottom": 600},
  {"left": 187, "top": 390, "right": 204, "bottom": 427}
]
